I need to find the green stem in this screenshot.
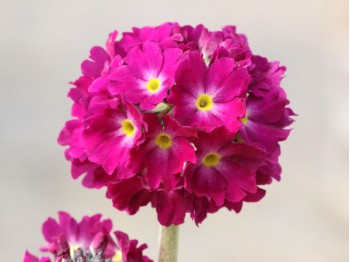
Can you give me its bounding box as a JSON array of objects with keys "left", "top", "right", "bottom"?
[{"left": 158, "top": 225, "right": 179, "bottom": 262}]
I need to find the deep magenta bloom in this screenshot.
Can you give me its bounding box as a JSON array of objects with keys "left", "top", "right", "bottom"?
[
  {"left": 168, "top": 51, "right": 250, "bottom": 133},
  {"left": 129, "top": 114, "right": 196, "bottom": 189},
  {"left": 59, "top": 23, "right": 295, "bottom": 226},
  {"left": 24, "top": 212, "right": 153, "bottom": 262},
  {"left": 239, "top": 55, "right": 294, "bottom": 154},
  {"left": 184, "top": 128, "right": 266, "bottom": 206},
  {"left": 109, "top": 42, "right": 183, "bottom": 110},
  {"left": 82, "top": 100, "right": 145, "bottom": 176},
  {"left": 40, "top": 211, "right": 117, "bottom": 258}
]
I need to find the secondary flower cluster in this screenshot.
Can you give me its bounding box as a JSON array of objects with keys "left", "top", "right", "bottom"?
[
  {"left": 59, "top": 22, "right": 294, "bottom": 226},
  {"left": 24, "top": 212, "right": 152, "bottom": 262}
]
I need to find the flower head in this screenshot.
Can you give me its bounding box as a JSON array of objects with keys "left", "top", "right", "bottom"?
[
  {"left": 24, "top": 212, "right": 152, "bottom": 262},
  {"left": 59, "top": 23, "right": 295, "bottom": 226}
]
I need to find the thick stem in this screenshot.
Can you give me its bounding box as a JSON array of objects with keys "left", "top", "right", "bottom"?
[{"left": 158, "top": 225, "right": 179, "bottom": 262}]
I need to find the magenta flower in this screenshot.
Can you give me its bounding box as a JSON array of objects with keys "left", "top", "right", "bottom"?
[
  {"left": 109, "top": 42, "right": 183, "bottom": 110},
  {"left": 40, "top": 211, "right": 117, "bottom": 258},
  {"left": 24, "top": 212, "right": 153, "bottom": 262},
  {"left": 168, "top": 51, "right": 250, "bottom": 133},
  {"left": 129, "top": 114, "right": 196, "bottom": 189},
  {"left": 239, "top": 55, "right": 294, "bottom": 154},
  {"left": 82, "top": 100, "right": 145, "bottom": 175},
  {"left": 184, "top": 128, "right": 266, "bottom": 206}
]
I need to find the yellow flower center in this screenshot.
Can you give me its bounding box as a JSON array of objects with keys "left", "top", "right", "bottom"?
[
  {"left": 69, "top": 245, "right": 80, "bottom": 258},
  {"left": 112, "top": 251, "right": 122, "bottom": 262},
  {"left": 146, "top": 78, "right": 161, "bottom": 93},
  {"left": 240, "top": 111, "right": 248, "bottom": 124},
  {"left": 196, "top": 94, "right": 213, "bottom": 111},
  {"left": 155, "top": 133, "right": 172, "bottom": 149},
  {"left": 202, "top": 153, "right": 221, "bottom": 167},
  {"left": 121, "top": 119, "right": 135, "bottom": 137}
]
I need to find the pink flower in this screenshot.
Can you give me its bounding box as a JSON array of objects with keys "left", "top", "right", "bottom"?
[
  {"left": 82, "top": 100, "right": 145, "bottom": 175},
  {"left": 239, "top": 55, "right": 294, "bottom": 154},
  {"left": 129, "top": 114, "right": 196, "bottom": 189},
  {"left": 109, "top": 42, "right": 183, "bottom": 110},
  {"left": 168, "top": 51, "right": 250, "bottom": 133},
  {"left": 40, "top": 212, "right": 117, "bottom": 258},
  {"left": 24, "top": 212, "right": 153, "bottom": 262},
  {"left": 184, "top": 128, "right": 266, "bottom": 206}
]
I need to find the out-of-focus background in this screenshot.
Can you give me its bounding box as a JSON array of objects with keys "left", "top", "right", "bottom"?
[{"left": 0, "top": 0, "right": 348, "bottom": 261}]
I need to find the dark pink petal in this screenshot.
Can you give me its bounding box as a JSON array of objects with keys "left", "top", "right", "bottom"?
[
  {"left": 212, "top": 97, "right": 245, "bottom": 133},
  {"left": 89, "top": 77, "right": 109, "bottom": 93},
  {"left": 115, "top": 231, "right": 153, "bottom": 262},
  {"left": 224, "top": 201, "right": 243, "bottom": 213},
  {"left": 189, "top": 196, "right": 211, "bottom": 225},
  {"left": 123, "top": 45, "right": 151, "bottom": 79},
  {"left": 219, "top": 161, "right": 254, "bottom": 202},
  {"left": 184, "top": 164, "right": 226, "bottom": 206},
  {"left": 58, "top": 211, "right": 78, "bottom": 244},
  {"left": 71, "top": 159, "right": 117, "bottom": 189},
  {"left": 23, "top": 251, "right": 39, "bottom": 262},
  {"left": 23, "top": 251, "right": 51, "bottom": 262},
  {"left": 152, "top": 190, "right": 187, "bottom": 226},
  {"left": 243, "top": 187, "right": 266, "bottom": 202},
  {"left": 208, "top": 66, "right": 251, "bottom": 102},
  {"left": 240, "top": 120, "right": 291, "bottom": 153},
  {"left": 174, "top": 51, "right": 206, "bottom": 95},
  {"left": 81, "top": 46, "right": 110, "bottom": 78},
  {"left": 205, "top": 57, "right": 235, "bottom": 93},
  {"left": 107, "top": 176, "right": 154, "bottom": 215},
  {"left": 106, "top": 30, "right": 118, "bottom": 59},
  {"left": 141, "top": 41, "right": 163, "bottom": 76},
  {"left": 41, "top": 218, "right": 61, "bottom": 243},
  {"left": 161, "top": 47, "right": 183, "bottom": 76}
]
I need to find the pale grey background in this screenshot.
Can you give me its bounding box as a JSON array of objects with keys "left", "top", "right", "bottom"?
[{"left": 0, "top": 0, "right": 348, "bottom": 261}]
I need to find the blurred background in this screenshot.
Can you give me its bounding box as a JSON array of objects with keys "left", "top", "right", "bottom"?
[{"left": 0, "top": 0, "right": 348, "bottom": 261}]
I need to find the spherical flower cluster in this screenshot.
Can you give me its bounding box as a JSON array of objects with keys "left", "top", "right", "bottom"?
[
  {"left": 23, "top": 212, "right": 152, "bottom": 262},
  {"left": 58, "top": 22, "right": 294, "bottom": 226}
]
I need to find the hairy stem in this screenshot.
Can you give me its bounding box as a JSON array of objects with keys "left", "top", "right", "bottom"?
[{"left": 158, "top": 225, "right": 179, "bottom": 262}]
